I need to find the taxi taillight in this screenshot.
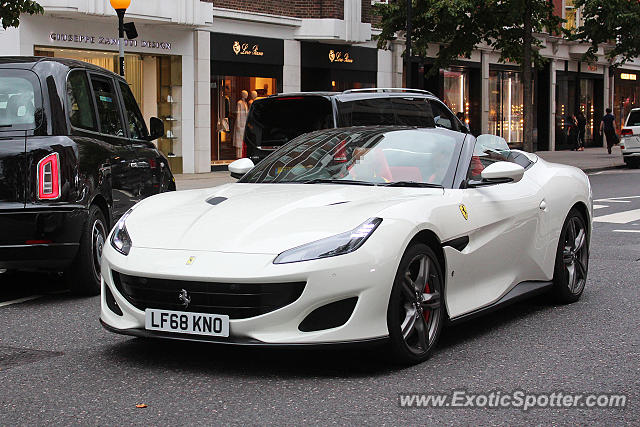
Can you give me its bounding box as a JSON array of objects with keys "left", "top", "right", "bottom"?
[{"left": 37, "top": 153, "right": 61, "bottom": 200}]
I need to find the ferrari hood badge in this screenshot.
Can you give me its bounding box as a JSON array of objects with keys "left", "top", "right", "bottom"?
[
  {"left": 186, "top": 256, "right": 196, "bottom": 265},
  {"left": 459, "top": 204, "right": 469, "bottom": 220}
]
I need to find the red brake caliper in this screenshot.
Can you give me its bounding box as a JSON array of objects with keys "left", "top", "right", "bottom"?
[{"left": 423, "top": 281, "right": 431, "bottom": 323}]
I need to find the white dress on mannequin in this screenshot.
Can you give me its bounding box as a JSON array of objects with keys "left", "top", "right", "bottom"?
[{"left": 233, "top": 91, "right": 249, "bottom": 158}]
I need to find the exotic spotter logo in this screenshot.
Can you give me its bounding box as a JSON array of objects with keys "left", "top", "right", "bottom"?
[
  {"left": 459, "top": 204, "right": 469, "bottom": 220},
  {"left": 178, "top": 289, "right": 191, "bottom": 309}
]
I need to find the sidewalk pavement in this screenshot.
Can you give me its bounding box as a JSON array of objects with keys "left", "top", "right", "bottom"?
[
  {"left": 173, "top": 146, "right": 627, "bottom": 190},
  {"left": 536, "top": 146, "right": 625, "bottom": 173}
]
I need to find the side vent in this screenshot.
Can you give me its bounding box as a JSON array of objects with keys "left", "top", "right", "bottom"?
[{"left": 442, "top": 236, "right": 469, "bottom": 252}]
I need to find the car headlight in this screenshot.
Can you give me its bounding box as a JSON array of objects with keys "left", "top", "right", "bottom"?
[
  {"left": 273, "top": 218, "right": 382, "bottom": 264},
  {"left": 110, "top": 209, "right": 133, "bottom": 256}
]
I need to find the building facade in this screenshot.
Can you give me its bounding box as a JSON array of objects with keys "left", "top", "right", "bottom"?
[
  {"left": 4, "top": 0, "right": 639, "bottom": 174},
  {"left": 2, "top": 0, "right": 395, "bottom": 172},
  {"left": 394, "top": 0, "right": 640, "bottom": 151}
]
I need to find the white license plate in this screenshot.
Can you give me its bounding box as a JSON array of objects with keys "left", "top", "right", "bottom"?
[{"left": 145, "top": 309, "right": 229, "bottom": 337}]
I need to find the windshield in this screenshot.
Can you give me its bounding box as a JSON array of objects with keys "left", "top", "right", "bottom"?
[
  {"left": 240, "top": 128, "right": 462, "bottom": 187},
  {"left": 245, "top": 97, "right": 333, "bottom": 148},
  {"left": 0, "top": 69, "right": 42, "bottom": 130}
]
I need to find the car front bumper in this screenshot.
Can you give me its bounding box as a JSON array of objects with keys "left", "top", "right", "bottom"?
[{"left": 99, "top": 242, "right": 400, "bottom": 345}]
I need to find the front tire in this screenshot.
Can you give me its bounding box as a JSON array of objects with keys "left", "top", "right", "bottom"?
[
  {"left": 552, "top": 209, "right": 589, "bottom": 303},
  {"left": 387, "top": 243, "right": 445, "bottom": 365},
  {"left": 64, "top": 205, "right": 108, "bottom": 296}
]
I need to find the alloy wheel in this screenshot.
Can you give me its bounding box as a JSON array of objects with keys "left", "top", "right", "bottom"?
[
  {"left": 399, "top": 253, "right": 442, "bottom": 354},
  {"left": 562, "top": 216, "right": 588, "bottom": 295}
]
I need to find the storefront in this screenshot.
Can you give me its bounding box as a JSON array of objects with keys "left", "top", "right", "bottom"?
[
  {"left": 555, "top": 68, "right": 603, "bottom": 150},
  {"left": 210, "top": 33, "right": 283, "bottom": 163},
  {"left": 15, "top": 14, "right": 195, "bottom": 174},
  {"left": 421, "top": 62, "right": 482, "bottom": 135},
  {"left": 300, "top": 42, "right": 378, "bottom": 92},
  {"left": 614, "top": 69, "right": 640, "bottom": 127}
]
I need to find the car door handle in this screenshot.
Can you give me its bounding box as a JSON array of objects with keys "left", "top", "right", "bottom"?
[{"left": 539, "top": 200, "right": 547, "bottom": 211}]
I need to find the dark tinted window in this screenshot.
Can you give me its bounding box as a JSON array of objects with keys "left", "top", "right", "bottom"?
[
  {"left": 391, "top": 98, "right": 436, "bottom": 127},
  {"left": 245, "top": 97, "right": 333, "bottom": 148},
  {"left": 119, "top": 81, "right": 148, "bottom": 140},
  {"left": 430, "top": 100, "right": 459, "bottom": 132},
  {"left": 338, "top": 98, "right": 395, "bottom": 126},
  {"left": 0, "top": 70, "right": 41, "bottom": 130},
  {"left": 66, "top": 70, "right": 97, "bottom": 131},
  {"left": 90, "top": 76, "right": 125, "bottom": 137},
  {"left": 626, "top": 111, "right": 640, "bottom": 126}
]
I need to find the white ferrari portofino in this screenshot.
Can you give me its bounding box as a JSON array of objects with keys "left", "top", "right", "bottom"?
[{"left": 100, "top": 127, "right": 592, "bottom": 364}]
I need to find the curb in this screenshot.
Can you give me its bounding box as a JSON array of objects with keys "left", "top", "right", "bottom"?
[{"left": 581, "top": 164, "right": 627, "bottom": 174}]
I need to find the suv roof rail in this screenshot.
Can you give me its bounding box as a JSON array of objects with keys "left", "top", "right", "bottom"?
[{"left": 342, "top": 88, "right": 434, "bottom": 96}]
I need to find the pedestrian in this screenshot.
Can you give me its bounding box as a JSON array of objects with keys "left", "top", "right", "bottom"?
[
  {"left": 600, "top": 108, "right": 618, "bottom": 154},
  {"left": 567, "top": 114, "right": 578, "bottom": 151},
  {"left": 576, "top": 111, "right": 586, "bottom": 151}
]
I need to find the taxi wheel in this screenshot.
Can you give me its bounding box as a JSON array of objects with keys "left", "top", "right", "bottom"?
[{"left": 65, "top": 205, "right": 107, "bottom": 296}]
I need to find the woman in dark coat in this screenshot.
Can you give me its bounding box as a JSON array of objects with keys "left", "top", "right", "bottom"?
[
  {"left": 567, "top": 114, "right": 579, "bottom": 151},
  {"left": 576, "top": 111, "right": 587, "bottom": 151},
  {"left": 600, "top": 108, "right": 618, "bottom": 154}
]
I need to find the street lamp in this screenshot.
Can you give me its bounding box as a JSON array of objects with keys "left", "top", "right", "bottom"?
[
  {"left": 110, "top": 0, "right": 132, "bottom": 76},
  {"left": 405, "top": 0, "right": 412, "bottom": 89}
]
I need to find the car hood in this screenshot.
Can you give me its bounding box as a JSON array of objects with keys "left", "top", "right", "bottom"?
[{"left": 125, "top": 183, "right": 442, "bottom": 254}]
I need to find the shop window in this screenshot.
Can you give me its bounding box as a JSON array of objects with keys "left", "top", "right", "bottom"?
[
  {"left": 488, "top": 70, "right": 529, "bottom": 147},
  {"left": 90, "top": 76, "right": 125, "bottom": 137},
  {"left": 66, "top": 71, "right": 97, "bottom": 131},
  {"left": 211, "top": 75, "right": 278, "bottom": 162},
  {"left": 443, "top": 69, "right": 471, "bottom": 127}
]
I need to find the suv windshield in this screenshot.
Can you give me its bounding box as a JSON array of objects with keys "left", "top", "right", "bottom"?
[
  {"left": 0, "top": 70, "right": 42, "bottom": 130},
  {"left": 240, "top": 128, "right": 461, "bottom": 187},
  {"left": 245, "top": 97, "right": 333, "bottom": 149}
]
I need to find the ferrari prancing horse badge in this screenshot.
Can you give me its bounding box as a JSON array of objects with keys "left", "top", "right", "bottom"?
[{"left": 459, "top": 204, "right": 468, "bottom": 220}]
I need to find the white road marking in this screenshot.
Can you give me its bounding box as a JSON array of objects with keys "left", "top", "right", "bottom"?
[
  {"left": 593, "top": 204, "right": 609, "bottom": 209},
  {"left": 0, "top": 295, "right": 42, "bottom": 308},
  {"left": 595, "top": 195, "right": 640, "bottom": 202},
  {"left": 613, "top": 229, "right": 640, "bottom": 233},
  {"left": 594, "top": 209, "right": 640, "bottom": 224},
  {"left": 594, "top": 199, "right": 631, "bottom": 203}
]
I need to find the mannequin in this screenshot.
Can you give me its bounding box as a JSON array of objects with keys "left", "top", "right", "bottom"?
[
  {"left": 233, "top": 90, "right": 249, "bottom": 158},
  {"left": 248, "top": 90, "right": 258, "bottom": 106}
]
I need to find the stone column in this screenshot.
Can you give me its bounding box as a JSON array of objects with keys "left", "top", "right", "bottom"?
[
  {"left": 481, "top": 51, "right": 490, "bottom": 135},
  {"left": 549, "top": 59, "right": 557, "bottom": 151},
  {"left": 194, "top": 30, "right": 211, "bottom": 173},
  {"left": 283, "top": 40, "right": 301, "bottom": 93}
]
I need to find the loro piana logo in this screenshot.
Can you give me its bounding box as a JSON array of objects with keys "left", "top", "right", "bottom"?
[{"left": 232, "top": 41, "right": 264, "bottom": 56}]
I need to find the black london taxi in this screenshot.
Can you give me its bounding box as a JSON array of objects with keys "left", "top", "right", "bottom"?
[{"left": 0, "top": 57, "right": 174, "bottom": 295}]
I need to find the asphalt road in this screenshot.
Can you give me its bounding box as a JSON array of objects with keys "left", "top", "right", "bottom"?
[{"left": 1, "top": 169, "right": 639, "bottom": 425}]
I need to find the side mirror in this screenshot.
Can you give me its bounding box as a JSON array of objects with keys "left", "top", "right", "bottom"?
[
  {"left": 468, "top": 161, "right": 525, "bottom": 187},
  {"left": 229, "top": 158, "right": 254, "bottom": 179},
  {"left": 149, "top": 117, "right": 164, "bottom": 141}
]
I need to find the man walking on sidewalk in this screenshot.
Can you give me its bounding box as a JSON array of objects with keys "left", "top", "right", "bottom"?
[{"left": 600, "top": 108, "right": 618, "bottom": 154}]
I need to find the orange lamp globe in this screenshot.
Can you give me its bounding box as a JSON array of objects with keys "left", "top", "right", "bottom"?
[{"left": 110, "top": 0, "right": 131, "bottom": 10}]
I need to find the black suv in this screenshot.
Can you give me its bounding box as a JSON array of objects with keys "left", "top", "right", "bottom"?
[
  {"left": 0, "top": 57, "right": 174, "bottom": 295},
  {"left": 243, "top": 88, "right": 468, "bottom": 163}
]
